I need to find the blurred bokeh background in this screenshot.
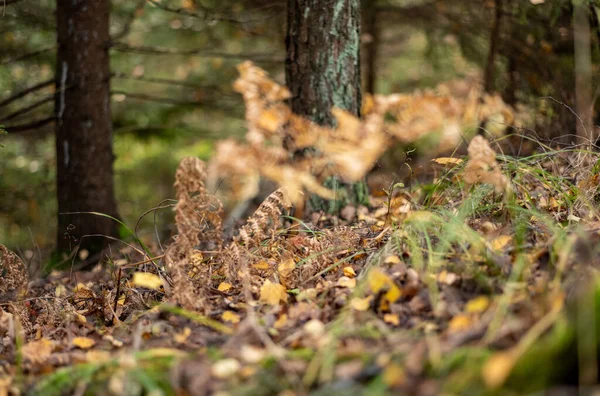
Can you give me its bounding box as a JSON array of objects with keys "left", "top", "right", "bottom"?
[{"left": 1, "top": 0, "right": 598, "bottom": 256}]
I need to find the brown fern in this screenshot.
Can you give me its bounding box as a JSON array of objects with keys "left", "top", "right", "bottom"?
[{"left": 165, "top": 157, "right": 224, "bottom": 310}]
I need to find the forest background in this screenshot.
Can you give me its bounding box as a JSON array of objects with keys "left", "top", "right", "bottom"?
[{"left": 2, "top": 0, "right": 598, "bottom": 258}]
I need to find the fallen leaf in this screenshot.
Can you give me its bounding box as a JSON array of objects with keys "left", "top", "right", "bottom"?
[
  {"left": 259, "top": 280, "right": 288, "bottom": 305},
  {"left": 72, "top": 336, "right": 96, "bottom": 350},
  {"left": 482, "top": 350, "right": 518, "bottom": 388},
  {"left": 368, "top": 268, "right": 401, "bottom": 307},
  {"left": 383, "top": 313, "right": 400, "bottom": 326},
  {"left": 240, "top": 345, "right": 266, "bottom": 364},
  {"left": 350, "top": 296, "right": 372, "bottom": 311},
  {"left": 274, "top": 314, "right": 288, "bottom": 329},
  {"left": 278, "top": 259, "right": 296, "bottom": 278},
  {"left": 448, "top": 314, "right": 472, "bottom": 332},
  {"left": 432, "top": 157, "right": 463, "bottom": 165},
  {"left": 131, "top": 272, "right": 163, "bottom": 290},
  {"left": 465, "top": 296, "right": 490, "bottom": 314},
  {"left": 252, "top": 260, "right": 270, "bottom": 270},
  {"left": 222, "top": 311, "right": 241, "bottom": 324},
  {"left": 174, "top": 327, "right": 192, "bottom": 344},
  {"left": 212, "top": 358, "right": 241, "bottom": 379},
  {"left": 382, "top": 362, "right": 405, "bottom": 387},
  {"left": 383, "top": 255, "right": 401, "bottom": 265},
  {"left": 21, "top": 338, "right": 54, "bottom": 364},
  {"left": 343, "top": 266, "right": 357, "bottom": 278},
  {"left": 490, "top": 235, "right": 512, "bottom": 252},
  {"left": 218, "top": 282, "right": 233, "bottom": 292},
  {"left": 337, "top": 276, "right": 356, "bottom": 289}
]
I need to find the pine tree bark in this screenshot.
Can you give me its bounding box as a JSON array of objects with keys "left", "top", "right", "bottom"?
[
  {"left": 55, "top": 0, "right": 119, "bottom": 257},
  {"left": 363, "top": 0, "right": 379, "bottom": 94},
  {"left": 285, "top": 0, "right": 367, "bottom": 213}
]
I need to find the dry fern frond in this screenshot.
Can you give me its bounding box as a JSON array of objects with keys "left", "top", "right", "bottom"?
[
  {"left": 0, "top": 244, "right": 28, "bottom": 303},
  {"left": 212, "top": 62, "right": 515, "bottom": 207},
  {"left": 165, "top": 157, "right": 224, "bottom": 310},
  {"left": 223, "top": 188, "right": 291, "bottom": 286},
  {"left": 237, "top": 188, "right": 291, "bottom": 249},
  {"left": 463, "top": 136, "right": 511, "bottom": 193}
]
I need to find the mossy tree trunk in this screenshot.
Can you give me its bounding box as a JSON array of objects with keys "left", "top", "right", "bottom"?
[
  {"left": 55, "top": 0, "right": 119, "bottom": 258},
  {"left": 285, "top": 0, "right": 368, "bottom": 214}
]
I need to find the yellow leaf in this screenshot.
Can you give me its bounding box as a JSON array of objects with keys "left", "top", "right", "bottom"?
[
  {"left": 277, "top": 259, "right": 296, "bottom": 277},
  {"left": 72, "top": 336, "right": 96, "bottom": 350},
  {"left": 465, "top": 296, "right": 490, "bottom": 314},
  {"left": 490, "top": 235, "right": 512, "bottom": 252},
  {"left": 368, "top": 268, "right": 401, "bottom": 305},
  {"left": 382, "top": 363, "right": 405, "bottom": 387},
  {"left": 274, "top": 314, "right": 288, "bottom": 329},
  {"left": 222, "top": 311, "right": 241, "bottom": 324},
  {"left": 350, "top": 296, "right": 372, "bottom": 311},
  {"left": 218, "top": 282, "right": 233, "bottom": 292},
  {"left": 252, "top": 260, "right": 270, "bottom": 270},
  {"left": 259, "top": 280, "right": 288, "bottom": 306},
  {"left": 174, "top": 327, "right": 191, "bottom": 344},
  {"left": 55, "top": 284, "right": 67, "bottom": 297},
  {"left": 337, "top": 276, "right": 356, "bottom": 289},
  {"left": 343, "top": 266, "right": 356, "bottom": 278},
  {"left": 131, "top": 272, "right": 163, "bottom": 290},
  {"left": 383, "top": 255, "right": 401, "bottom": 265},
  {"left": 383, "top": 313, "right": 400, "bottom": 326},
  {"left": 448, "top": 314, "right": 472, "bottom": 332},
  {"left": 482, "top": 350, "right": 518, "bottom": 389},
  {"left": 432, "top": 157, "right": 463, "bottom": 165}
]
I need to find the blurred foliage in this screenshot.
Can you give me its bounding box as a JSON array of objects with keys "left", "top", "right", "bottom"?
[{"left": 0, "top": 0, "right": 598, "bottom": 256}]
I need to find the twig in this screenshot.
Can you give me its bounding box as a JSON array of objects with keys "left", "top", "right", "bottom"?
[
  {"left": 113, "top": 267, "right": 122, "bottom": 321},
  {"left": 3, "top": 116, "right": 54, "bottom": 133},
  {"left": 111, "top": 43, "right": 284, "bottom": 63},
  {"left": 0, "top": 79, "right": 53, "bottom": 108},
  {"left": 0, "top": 96, "right": 53, "bottom": 123},
  {"left": 111, "top": 0, "right": 146, "bottom": 41},
  {"left": 1, "top": 46, "right": 55, "bottom": 66},
  {"left": 111, "top": 90, "right": 203, "bottom": 106}
]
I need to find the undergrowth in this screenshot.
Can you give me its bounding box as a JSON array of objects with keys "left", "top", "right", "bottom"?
[{"left": 1, "top": 64, "right": 599, "bottom": 396}]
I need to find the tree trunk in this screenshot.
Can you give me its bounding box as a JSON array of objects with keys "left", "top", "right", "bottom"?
[
  {"left": 483, "top": 0, "right": 502, "bottom": 94},
  {"left": 285, "top": 0, "right": 367, "bottom": 213},
  {"left": 573, "top": 0, "right": 594, "bottom": 146},
  {"left": 55, "top": 0, "right": 119, "bottom": 257},
  {"left": 363, "top": 0, "right": 379, "bottom": 94}
]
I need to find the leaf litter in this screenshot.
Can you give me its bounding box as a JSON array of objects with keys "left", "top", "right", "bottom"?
[{"left": 1, "top": 63, "right": 600, "bottom": 395}]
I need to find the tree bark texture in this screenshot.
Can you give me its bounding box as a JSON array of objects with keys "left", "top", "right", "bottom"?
[
  {"left": 286, "top": 0, "right": 362, "bottom": 127},
  {"left": 286, "top": 0, "right": 367, "bottom": 212},
  {"left": 55, "top": 0, "right": 119, "bottom": 255}
]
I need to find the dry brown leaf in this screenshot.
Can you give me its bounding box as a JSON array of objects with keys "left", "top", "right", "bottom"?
[{"left": 259, "top": 280, "right": 288, "bottom": 306}]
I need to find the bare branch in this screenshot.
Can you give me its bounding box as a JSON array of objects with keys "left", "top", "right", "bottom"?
[
  {"left": 3, "top": 116, "right": 54, "bottom": 133},
  {"left": 0, "top": 96, "right": 53, "bottom": 123},
  {"left": 146, "top": 0, "right": 242, "bottom": 24},
  {"left": 1, "top": 45, "right": 55, "bottom": 65},
  {"left": 111, "top": 72, "right": 227, "bottom": 92},
  {"left": 111, "top": 0, "right": 146, "bottom": 42},
  {"left": 111, "top": 90, "right": 204, "bottom": 106},
  {"left": 0, "top": 79, "right": 53, "bottom": 109},
  {"left": 111, "top": 43, "right": 284, "bottom": 63}
]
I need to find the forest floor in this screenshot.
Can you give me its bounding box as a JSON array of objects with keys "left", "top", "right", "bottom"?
[
  {"left": 3, "top": 143, "right": 600, "bottom": 396},
  {"left": 3, "top": 64, "right": 600, "bottom": 395}
]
